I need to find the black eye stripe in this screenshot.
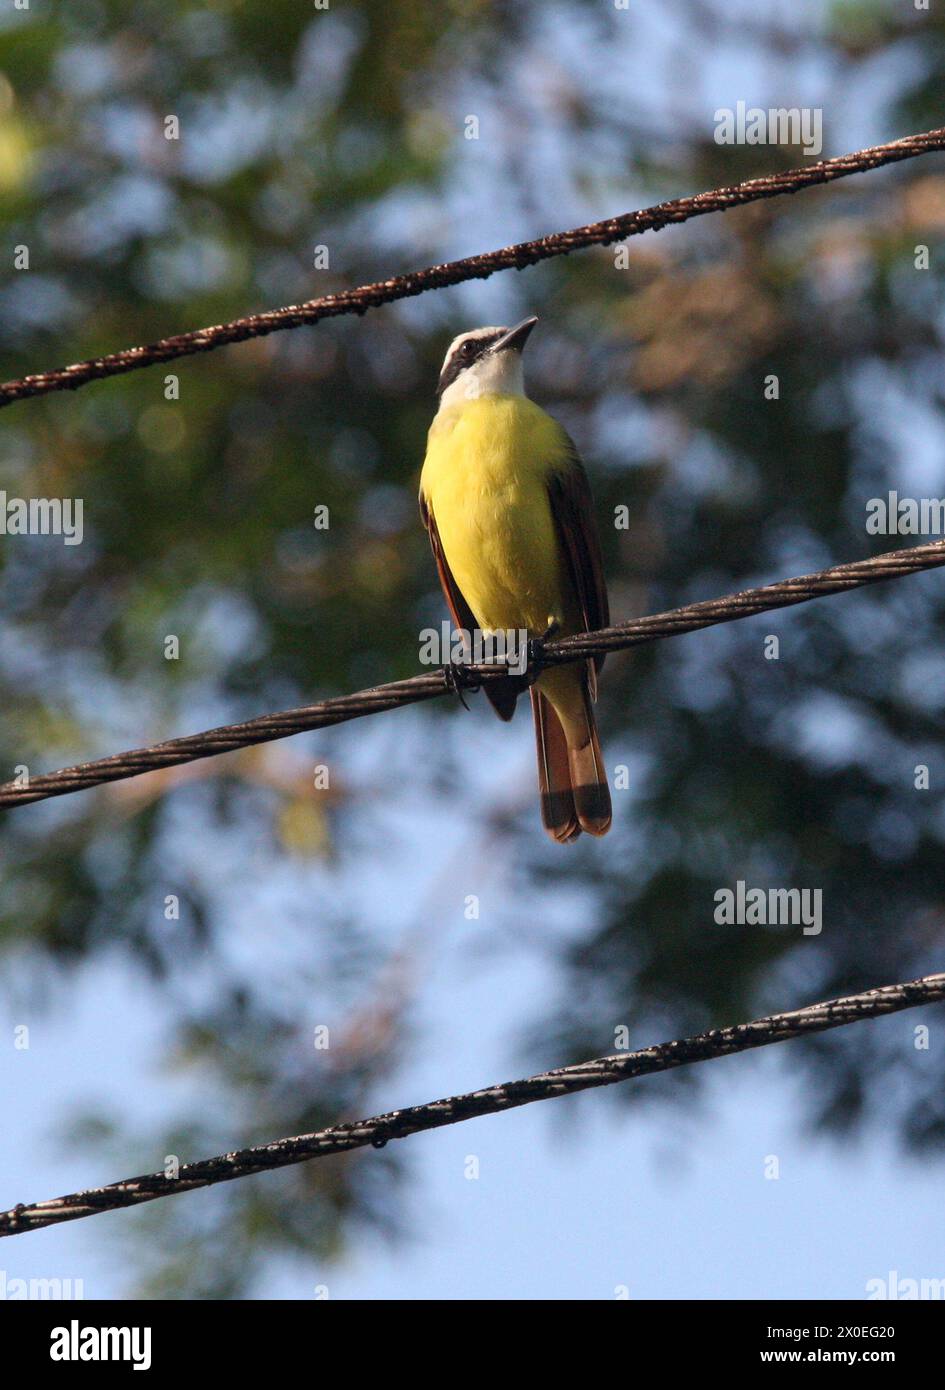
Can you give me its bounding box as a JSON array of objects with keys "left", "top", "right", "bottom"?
[
  {"left": 437, "top": 331, "right": 504, "bottom": 397},
  {"left": 457, "top": 335, "right": 496, "bottom": 365}
]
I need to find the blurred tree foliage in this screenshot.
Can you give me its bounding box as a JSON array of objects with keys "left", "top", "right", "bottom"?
[{"left": 2, "top": 0, "right": 945, "bottom": 1294}]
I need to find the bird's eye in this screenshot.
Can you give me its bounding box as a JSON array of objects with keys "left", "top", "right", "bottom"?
[{"left": 460, "top": 342, "right": 474, "bottom": 356}]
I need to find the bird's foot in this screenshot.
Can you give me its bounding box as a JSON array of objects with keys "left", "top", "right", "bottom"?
[
  {"left": 443, "top": 656, "right": 480, "bottom": 711},
  {"left": 526, "top": 620, "right": 560, "bottom": 683}
]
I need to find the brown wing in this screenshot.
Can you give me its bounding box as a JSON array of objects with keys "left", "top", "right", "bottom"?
[
  {"left": 547, "top": 445, "right": 609, "bottom": 698},
  {"left": 419, "top": 491, "right": 520, "bottom": 722}
]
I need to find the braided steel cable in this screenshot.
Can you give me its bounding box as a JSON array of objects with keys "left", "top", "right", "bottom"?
[
  {"left": 1, "top": 126, "right": 944, "bottom": 409},
  {"left": 2, "top": 537, "right": 944, "bottom": 810},
  {"left": 2, "top": 971, "right": 941, "bottom": 1237}
]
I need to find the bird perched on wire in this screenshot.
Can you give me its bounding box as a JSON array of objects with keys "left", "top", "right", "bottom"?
[{"left": 419, "top": 316, "right": 611, "bottom": 842}]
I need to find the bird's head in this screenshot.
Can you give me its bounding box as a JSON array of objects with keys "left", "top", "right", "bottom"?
[{"left": 436, "top": 316, "right": 538, "bottom": 407}]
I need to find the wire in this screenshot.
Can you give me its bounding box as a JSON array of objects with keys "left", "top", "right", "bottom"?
[
  {"left": 2, "top": 537, "right": 944, "bottom": 810},
  {"left": 1, "top": 126, "right": 943, "bottom": 410},
  {"left": 1, "top": 970, "right": 941, "bottom": 1237},
  {"left": 1, "top": 131, "right": 943, "bottom": 1244}
]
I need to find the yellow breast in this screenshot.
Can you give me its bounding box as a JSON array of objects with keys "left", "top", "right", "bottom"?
[{"left": 420, "top": 395, "right": 578, "bottom": 636}]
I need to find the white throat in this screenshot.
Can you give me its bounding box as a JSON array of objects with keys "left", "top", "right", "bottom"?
[{"left": 437, "top": 350, "right": 526, "bottom": 413}]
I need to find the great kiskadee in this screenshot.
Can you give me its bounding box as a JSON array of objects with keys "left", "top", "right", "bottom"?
[{"left": 419, "top": 316, "right": 611, "bottom": 842}]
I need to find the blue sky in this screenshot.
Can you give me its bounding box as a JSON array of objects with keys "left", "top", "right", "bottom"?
[{"left": 3, "top": 930, "right": 944, "bottom": 1299}]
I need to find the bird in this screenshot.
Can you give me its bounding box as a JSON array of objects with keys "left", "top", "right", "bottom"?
[{"left": 419, "top": 316, "right": 611, "bottom": 842}]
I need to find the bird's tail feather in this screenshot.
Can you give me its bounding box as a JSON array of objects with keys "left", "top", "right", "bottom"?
[
  {"left": 566, "top": 686, "right": 612, "bottom": 837},
  {"left": 531, "top": 689, "right": 580, "bottom": 843},
  {"left": 531, "top": 686, "right": 611, "bottom": 841}
]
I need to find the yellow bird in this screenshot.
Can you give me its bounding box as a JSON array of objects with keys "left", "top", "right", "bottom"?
[{"left": 419, "top": 316, "right": 611, "bottom": 842}]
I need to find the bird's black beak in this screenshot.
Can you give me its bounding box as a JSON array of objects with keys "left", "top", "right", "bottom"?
[{"left": 491, "top": 316, "right": 538, "bottom": 354}]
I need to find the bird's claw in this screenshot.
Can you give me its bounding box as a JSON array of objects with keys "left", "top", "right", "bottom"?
[
  {"left": 526, "top": 621, "right": 560, "bottom": 683},
  {"left": 443, "top": 657, "right": 480, "bottom": 710}
]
